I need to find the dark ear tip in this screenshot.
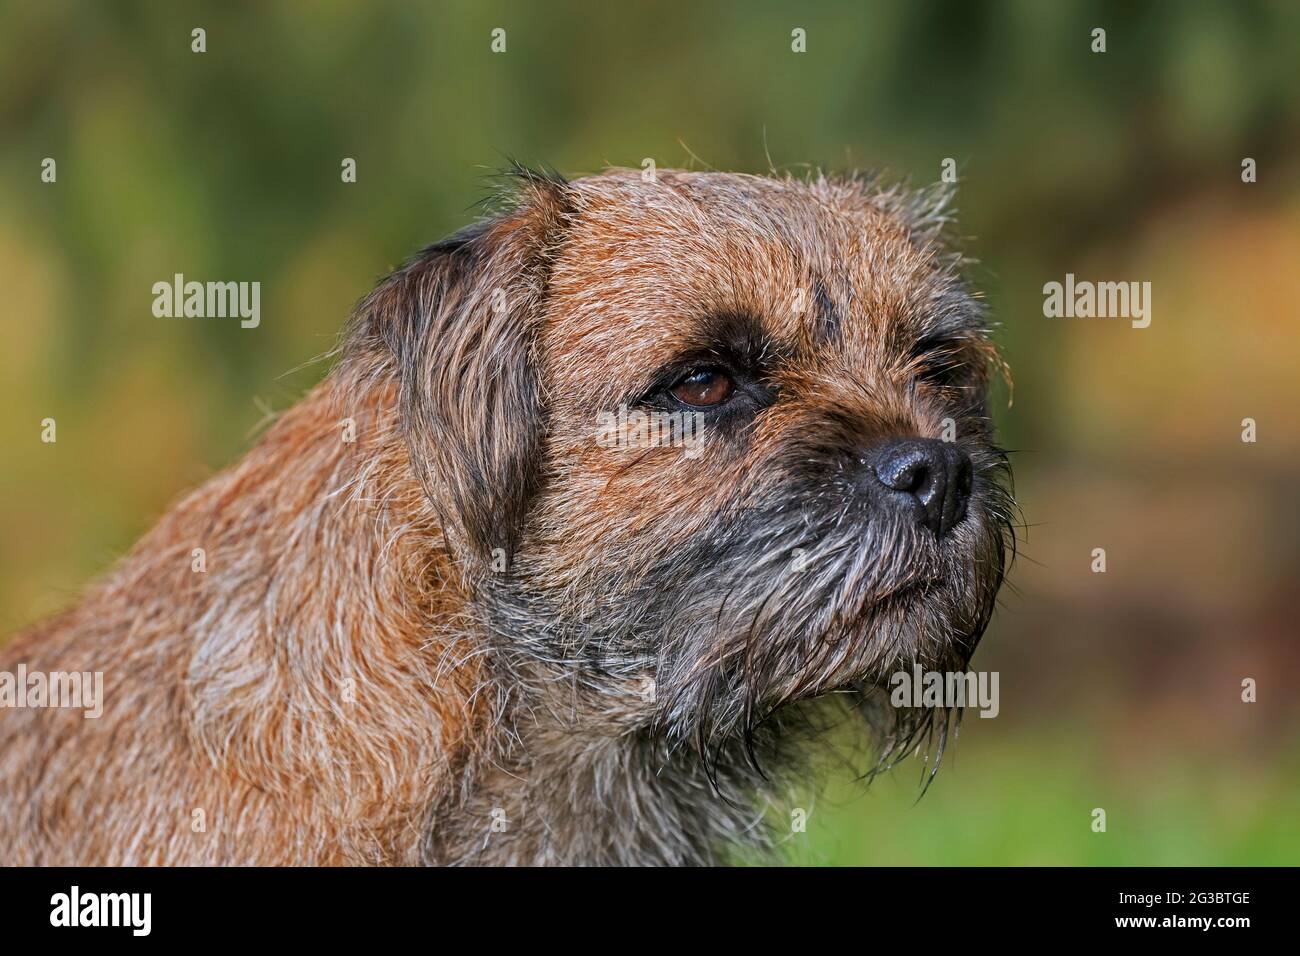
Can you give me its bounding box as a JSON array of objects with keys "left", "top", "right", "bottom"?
[
  {"left": 496, "top": 161, "right": 576, "bottom": 226},
  {"left": 504, "top": 159, "right": 569, "bottom": 190},
  {"left": 416, "top": 164, "right": 571, "bottom": 261},
  {"left": 421, "top": 221, "right": 492, "bottom": 257}
]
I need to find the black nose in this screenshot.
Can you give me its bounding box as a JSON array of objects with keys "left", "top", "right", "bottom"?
[{"left": 868, "top": 438, "right": 973, "bottom": 537}]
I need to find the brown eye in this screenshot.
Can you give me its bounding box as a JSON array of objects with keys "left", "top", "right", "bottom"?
[{"left": 669, "top": 368, "right": 735, "bottom": 407}]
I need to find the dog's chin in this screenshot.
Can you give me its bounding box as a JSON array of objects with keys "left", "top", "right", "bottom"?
[
  {"left": 655, "top": 575, "right": 984, "bottom": 759},
  {"left": 806, "top": 582, "right": 982, "bottom": 693}
]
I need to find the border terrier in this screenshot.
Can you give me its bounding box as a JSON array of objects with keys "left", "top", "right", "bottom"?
[{"left": 0, "top": 167, "right": 1014, "bottom": 865}]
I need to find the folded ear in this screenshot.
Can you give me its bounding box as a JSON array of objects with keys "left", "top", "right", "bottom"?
[{"left": 356, "top": 168, "right": 574, "bottom": 573}]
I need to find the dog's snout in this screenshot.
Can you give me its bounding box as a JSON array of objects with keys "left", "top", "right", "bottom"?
[{"left": 868, "top": 438, "right": 972, "bottom": 537}]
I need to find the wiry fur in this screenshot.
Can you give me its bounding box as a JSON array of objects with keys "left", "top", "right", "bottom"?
[{"left": 0, "top": 168, "right": 1013, "bottom": 865}]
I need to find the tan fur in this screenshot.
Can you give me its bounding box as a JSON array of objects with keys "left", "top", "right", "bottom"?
[{"left": 1, "top": 373, "right": 483, "bottom": 864}]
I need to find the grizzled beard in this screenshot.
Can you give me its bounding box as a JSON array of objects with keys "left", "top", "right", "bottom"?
[{"left": 466, "top": 445, "right": 1014, "bottom": 818}]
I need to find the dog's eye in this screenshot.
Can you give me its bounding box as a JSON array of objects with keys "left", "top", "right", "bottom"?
[
  {"left": 916, "top": 356, "right": 962, "bottom": 388},
  {"left": 669, "top": 368, "right": 735, "bottom": 408},
  {"left": 911, "top": 335, "right": 966, "bottom": 388}
]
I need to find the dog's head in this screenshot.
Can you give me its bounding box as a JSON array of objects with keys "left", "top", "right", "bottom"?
[{"left": 354, "top": 167, "right": 1014, "bottom": 765}]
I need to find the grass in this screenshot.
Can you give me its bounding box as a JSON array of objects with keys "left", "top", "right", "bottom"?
[{"left": 772, "top": 726, "right": 1300, "bottom": 866}]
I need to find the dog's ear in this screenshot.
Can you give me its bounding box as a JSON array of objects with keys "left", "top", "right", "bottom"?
[{"left": 356, "top": 168, "right": 574, "bottom": 572}]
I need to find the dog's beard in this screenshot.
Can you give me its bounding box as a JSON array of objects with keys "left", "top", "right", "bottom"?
[
  {"left": 482, "top": 448, "right": 1014, "bottom": 785},
  {"left": 640, "top": 448, "right": 1015, "bottom": 782}
]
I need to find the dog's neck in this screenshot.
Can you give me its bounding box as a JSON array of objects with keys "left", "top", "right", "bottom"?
[
  {"left": 157, "top": 371, "right": 472, "bottom": 862},
  {"left": 415, "top": 568, "right": 805, "bottom": 864},
  {"left": 424, "top": 670, "right": 786, "bottom": 865}
]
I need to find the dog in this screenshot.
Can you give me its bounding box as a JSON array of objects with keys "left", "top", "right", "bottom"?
[{"left": 0, "top": 167, "right": 1013, "bottom": 865}]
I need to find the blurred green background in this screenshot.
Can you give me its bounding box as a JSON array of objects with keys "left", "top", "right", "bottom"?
[{"left": 2, "top": 1, "right": 1298, "bottom": 864}]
